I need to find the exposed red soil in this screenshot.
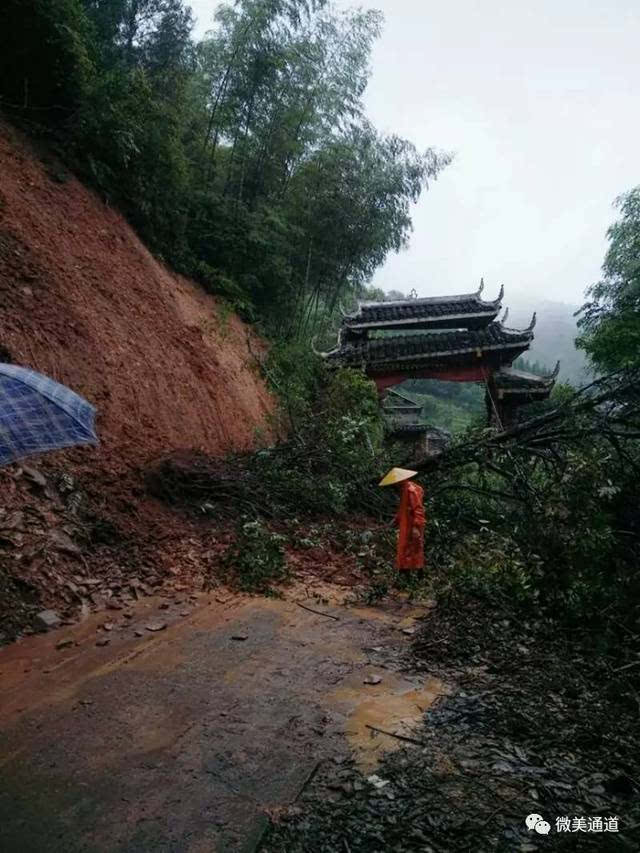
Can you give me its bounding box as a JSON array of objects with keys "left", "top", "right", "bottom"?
[
  {"left": 0, "top": 120, "right": 281, "bottom": 635},
  {"left": 0, "top": 120, "right": 276, "bottom": 471}
]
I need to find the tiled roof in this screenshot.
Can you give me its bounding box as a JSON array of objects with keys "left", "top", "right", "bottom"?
[
  {"left": 383, "top": 388, "right": 422, "bottom": 407},
  {"left": 342, "top": 284, "right": 503, "bottom": 329},
  {"left": 494, "top": 363, "right": 559, "bottom": 393},
  {"left": 326, "top": 323, "right": 533, "bottom": 367},
  {"left": 386, "top": 423, "right": 431, "bottom": 435}
]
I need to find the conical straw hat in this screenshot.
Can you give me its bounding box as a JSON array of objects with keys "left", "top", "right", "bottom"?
[{"left": 378, "top": 467, "right": 418, "bottom": 487}]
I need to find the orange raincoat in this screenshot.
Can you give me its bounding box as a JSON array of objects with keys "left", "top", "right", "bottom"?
[{"left": 394, "top": 480, "right": 425, "bottom": 570}]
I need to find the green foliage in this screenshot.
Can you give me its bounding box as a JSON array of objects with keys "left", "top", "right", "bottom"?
[
  {"left": 250, "top": 362, "right": 388, "bottom": 516},
  {"left": 1, "top": 0, "right": 95, "bottom": 117},
  {"left": 0, "top": 0, "right": 449, "bottom": 334},
  {"left": 401, "top": 378, "right": 485, "bottom": 433},
  {"left": 512, "top": 356, "right": 552, "bottom": 376},
  {"left": 427, "top": 377, "right": 640, "bottom": 630},
  {"left": 577, "top": 187, "right": 640, "bottom": 371},
  {"left": 221, "top": 519, "right": 288, "bottom": 594}
]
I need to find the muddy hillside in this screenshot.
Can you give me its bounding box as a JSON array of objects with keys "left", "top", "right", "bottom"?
[
  {"left": 0, "top": 121, "right": 277, "bottom": 637},
  {"left": 0, "top": 121, "right": 276, "bottom": 471}
]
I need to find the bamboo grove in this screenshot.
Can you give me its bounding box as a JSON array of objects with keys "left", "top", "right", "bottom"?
[{"left": 1, "top": 0, "right": 451, "bottom": 335}]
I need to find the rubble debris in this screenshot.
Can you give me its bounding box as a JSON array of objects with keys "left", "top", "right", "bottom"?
[
  {"left": 34, "top": 610, "right": 61, "bottom": 632},
  {"left": 367, "top": 774, "right": 390, "bottom": 789},
  {"left": 146, "top": 622, "right": 167, "bottom": 632},
  {"left": 55, "top": 637, "right": 74, "bottom": 649},
  {"left": 48, "top": 528, "right": 81, "bottom": 555},
  {"left": 22, "top": 466, "right": 47, "bottom": 487}
]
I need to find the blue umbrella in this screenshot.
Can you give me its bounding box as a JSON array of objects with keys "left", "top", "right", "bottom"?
[{"left": 0, "top": 364, "right": 98, "bottom": 466}]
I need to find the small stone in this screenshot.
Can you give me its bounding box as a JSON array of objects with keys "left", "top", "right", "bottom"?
[
  {"left": 96, "top": 638, "right": 110, "bottom": 647},
  {"left": 123, "top": 612, "right": 133, "bottom": 619},
  {"left": 231, "top": 633, "right": 248, "bottom": 641},
  {"left": 49, "top": 528, "right": 81, "bottom": 555},
  {"left": 106, "top": 600, "right": 123, "bottom": 611},
  {"left": 56, "top": 638, "right": 74, "bottom": 650},
  {"left": 34, "top": 610, "right": 61, "bottom": 632},
  {"left": 134, "top": 630, "right": 144, "bottom": 637},
  {"left": 146, "top": 622, "right": 167, "bottom": 632},
  {"left": 402, "top": 627, "right": 416, "bottom": 636},
  {"left": 180, "top": 610, "right": 191, "bottom": 617},
  {"left": 90, "top": 593, "right": 106, "bottom": 609},
  {"left": 367, "top": 774, "right": 390, "bottom": 789},
  {"left": 363, "top": 674, "right": 382, "bottom": 685},
  {"left": 22, "top": 465, "right": 47, "bottom": 487},
  {"left": 159, "top": 602, "right": 170, "bottom": 610},
  {"left": 102, "top": 622, "right": 114, "bottom": 632}
]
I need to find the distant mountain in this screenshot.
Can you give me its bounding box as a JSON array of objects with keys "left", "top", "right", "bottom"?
[{"left": 505, "top": 300, "right": 590, "bottom": 386}]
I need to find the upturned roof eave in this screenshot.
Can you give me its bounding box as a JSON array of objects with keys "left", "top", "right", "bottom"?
[
  {"left": 328, "top": 336, "right": 533, "bottom": 366},
  {"left": 343, "top": 309, "right": 499, "bottom": 330},
  {"left": 342, "top": 283, "right": 505, "bottom": 321}
]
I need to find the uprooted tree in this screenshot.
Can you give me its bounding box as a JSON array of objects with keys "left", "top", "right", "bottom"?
[{"left": 420, "top": 366, "right": 640, "bottom": 628}]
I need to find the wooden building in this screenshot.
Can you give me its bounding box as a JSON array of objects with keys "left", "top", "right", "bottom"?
[{"left": 316, "top": 282, "right": 558, "bottom": 427}]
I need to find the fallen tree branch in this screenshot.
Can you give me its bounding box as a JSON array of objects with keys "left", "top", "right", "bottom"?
[
  {"left": 295, "top": 601, "right": 340, "bottom": 620},
  {"left": 365, "top": 724, "right": 426, "bottom": 747}
]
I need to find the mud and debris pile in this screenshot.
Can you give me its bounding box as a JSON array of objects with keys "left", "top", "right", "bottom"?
[
  {"left": 0, "top": 461, "right": 220, "bottom": 640},
  {"left": 0, "top": 119, "right": 281, "bottom": 634},
  {"left": 0, "top": 123, "right": 276, "bottom": 471},
  {"left": 263, "top": 601, "right": 640, "bottom": 852}
]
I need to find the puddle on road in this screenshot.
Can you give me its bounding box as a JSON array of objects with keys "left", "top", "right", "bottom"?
[{"left": 333, "top": 676, "right": 447, "bottom": 771}]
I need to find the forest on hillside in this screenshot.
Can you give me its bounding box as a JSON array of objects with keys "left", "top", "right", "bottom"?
[
  {"left": 2, "top": 0, "right": 639, "bottom": 644},
  {"left": 1, "top": 0, "right": 449, "bottom": 336},
  {"left": 1, "top": 3, "right": 640, "bottom": 849}
]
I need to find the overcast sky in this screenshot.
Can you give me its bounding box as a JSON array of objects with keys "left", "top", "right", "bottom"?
[{"left": 189, "top": 0, "right": 639, "bottom": 308}]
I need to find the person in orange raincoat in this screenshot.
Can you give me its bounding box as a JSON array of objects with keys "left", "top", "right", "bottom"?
[{"left": 379, "top": 467, "right": 425, "bottom": 570}]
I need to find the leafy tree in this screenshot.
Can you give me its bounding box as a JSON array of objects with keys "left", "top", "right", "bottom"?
[
  {"left": 577, "top": 187, "right": 640, "bottom": 371},
  {"left": 0, "top": 0, "right": 95, "bottom": 118},
  {"left": 1, "top": 0, "right": 450, "bottom": 335}
]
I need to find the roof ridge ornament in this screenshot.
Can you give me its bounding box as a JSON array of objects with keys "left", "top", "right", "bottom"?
[
  {"left": 549, "top": 359, "right": 560, "bottom": 379},
  {"left": 528, "top": 311, "right": 537, "bottom": 331},
  {"left": 501, "top": 306, "right": 509, "bottom": 324},
  {"left": 477, "top": 277, "right": 485, "bottom": 296},
  {"left": 409, "top": 288, "right": 418, "bottom": 299},
  {"left": 311, "top": 335, "right": 328, "bottom": 358},
  {"left": 491, "top": 283, "right": 505, "bottom": 306},
  {"left": 339, "top": 301, "right": 357, "bottom": 319},
  {"left": 312, "top": 332, "right": 341, "bottom": 358}
]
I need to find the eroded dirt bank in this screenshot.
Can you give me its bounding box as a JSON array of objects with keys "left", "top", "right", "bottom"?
[
  {"left": 0, "top": 120, "right": 277, "bottom": 634},
  {"left": 0, "top": 121, "right": 276, "bottom": 468}
]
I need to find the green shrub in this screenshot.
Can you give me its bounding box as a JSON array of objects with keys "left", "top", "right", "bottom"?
[{"left": 221, "top": 520, "right": 288, "bottom": 594}]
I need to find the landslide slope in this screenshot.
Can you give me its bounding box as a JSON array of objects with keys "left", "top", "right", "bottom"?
[{"left": 0, "top": 121, "right": 276, "bottom": 471}]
